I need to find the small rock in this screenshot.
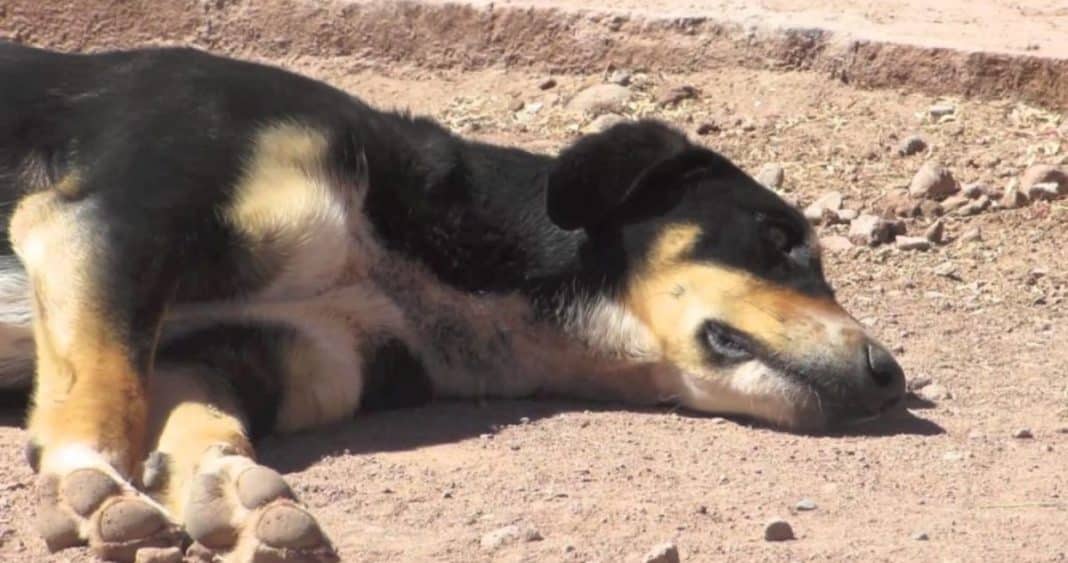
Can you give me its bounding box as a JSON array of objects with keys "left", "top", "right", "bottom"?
[
  {"left": 929, "top": 102, "right": 956, "bottom": 119},
  {"left": 849, "top": 214, "right": 896, "bottom": 246},
  {"left": 1028, "top": 182, "right": 1062, "bottom": 201},
  {"left": 955, "top": 195, "right": 990, "bottom": 216},
  {"left": 658, "top": 85, "right": 699, "bottom": 107},
  {"left": 764, "top": 518, "right": 795, "bottom": 542},
  {"left": 695, "top": 121, "right": 721, "bottom": 135},
  {"left": 1020, "top": 164, "right": 1067, "bottom": 196},
  {"left": 933, "top": 262, "right": 958, "bottom": 278},
  {"left": 508, "top": 98, "right": 525, "bottom": 112},
  {"left": 917, "top": 383, "right": 952, "bottom": 401},
  {"left": 585, "top": 113, "right": 627, "bottom": 133},
  {"left": 481, "top": 525, "right": 521, "bottom": 550},
  {"left": 135, "top": 547, "right": 183, "bottom": 563},
  {"left": 820, "top": 235, "right": 854, "bottom": 253},
  {"left": 959, "top": 227, "right": 982, "bottom": 243},
  {"left": 961, "top": 182, "right": 987, "bottom": 199},
  {"left": 909, "top": 161, "right": 960, "bottom": 200},
  {"left": 836, "top": 208, "right": 859, "bottom": 222},
  {"left": 795, "top": 499, "right": 818, "bottom": 512},
  {"left": 607, "top": 69, "right": 632, "bottom": 86},
  {"left": 642, "top": 542, "right": 680, "bottom": 563},
  {"left": 538, "top": 78, "right": 557, "bottom": 90},
  {"left": 897, "top": 134, "right": 928, "bottom": 156},
  {"left": 924, "top": 220, "right": 945, "bottom": 244},
  {"left": 881, "top": 190, "right": 921, "bottom": 218},
  {"left": 804, "top": 191, "right": 844, "bottom": 224},
  {"left": 1001, "top": 181, "right": 1029, "bottom": 209},
  {"left": 912, "top": 531, "right": 930, "bottom": 541},
  {"left": 895, "top": 236, "right": 931, "bottom": 251},
  {"left": 940, "top": 195, "right": 970, "bottom": 213},
  {"left": 568, "top": 84, "right": 632, "bottom": 115},
  {"left": 1013, "top": 428, "right": 1034, "bottom": 439},
  {"left": 756, "top": 164, "right": 785, "bottom": 190}
]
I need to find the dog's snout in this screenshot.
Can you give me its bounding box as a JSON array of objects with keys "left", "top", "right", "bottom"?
[{"left": 862, "top": 342, "right": 906, "bottom": 411}]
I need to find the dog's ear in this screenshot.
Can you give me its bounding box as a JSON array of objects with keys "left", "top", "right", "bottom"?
[{"left": 546, "top": 120, "right": 725, "bottom": 231}]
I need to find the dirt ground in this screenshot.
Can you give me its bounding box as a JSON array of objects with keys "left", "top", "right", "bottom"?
[{"left": 2, "top": 2, "right": 1068, "bottom": 562}]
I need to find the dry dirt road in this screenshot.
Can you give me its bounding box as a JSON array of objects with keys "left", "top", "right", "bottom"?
[{"left": 1, "top": 2, "right": 1068, "bottom": 562}]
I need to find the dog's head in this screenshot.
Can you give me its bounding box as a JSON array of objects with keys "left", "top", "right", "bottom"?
[{"left": 547, "top": 120, "right": 905, "bottom": 432}]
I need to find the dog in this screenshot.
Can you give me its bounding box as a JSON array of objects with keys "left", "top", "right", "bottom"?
[{"left": 0, "top": 42, "right": 906, "bottom": 562}]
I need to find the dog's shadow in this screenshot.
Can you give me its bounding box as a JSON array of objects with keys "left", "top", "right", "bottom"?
[{"left": 256, "top": 398, "right": 945, "bottom": 474}]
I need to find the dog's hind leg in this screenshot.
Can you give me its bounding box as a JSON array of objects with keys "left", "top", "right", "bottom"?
[
  {"left": 11, "top": 191, "right": 183, "bottom": 559},
  {"left": 144, "top": 326, "right": 340, "bottom": 563}
]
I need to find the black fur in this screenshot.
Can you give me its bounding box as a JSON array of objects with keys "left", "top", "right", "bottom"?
[{"left": 358, "top": 338, "right": 434, "bottom": 412}]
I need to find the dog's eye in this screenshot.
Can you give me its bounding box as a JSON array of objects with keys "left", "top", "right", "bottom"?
[
  {"left": 755, "top": 213, "right": 798, "bottom": 254},
  {"left": 701, "top": 321, "right": 754, "bottom": 362}
]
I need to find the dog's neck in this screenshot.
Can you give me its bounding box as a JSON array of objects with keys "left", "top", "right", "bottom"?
[{"left": 360, "top": 112, "right": 619, "bottom": 313}]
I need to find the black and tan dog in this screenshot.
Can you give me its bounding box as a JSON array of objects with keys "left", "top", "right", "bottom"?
[{"left": 0, "top": 43, "right": 906, "bottom": 562}]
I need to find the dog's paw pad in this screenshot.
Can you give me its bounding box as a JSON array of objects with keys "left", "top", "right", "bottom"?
[
  {"left": 34, "top": 468, "right": 181, "bottom": 561},
  {"left": 256, "top": 503, "right": 326, "bottom": 550},
  {"left": 236, "top": 466, "right": 291, "bottom": 510}
]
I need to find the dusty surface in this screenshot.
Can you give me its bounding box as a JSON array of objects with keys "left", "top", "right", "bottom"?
[
  {"left": 2, "top": 4, "right": 1068, "bottom": 563},
  {"left": 2, "top": 0, "right": 1068, "bottom": 110}
]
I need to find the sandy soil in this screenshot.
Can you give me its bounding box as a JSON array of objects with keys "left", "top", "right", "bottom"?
[{"left": 2, "top": 5, "right": 1068, "bottom": 563}]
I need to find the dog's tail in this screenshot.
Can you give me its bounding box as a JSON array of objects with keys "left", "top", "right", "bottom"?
[{"left": 0, "top": 255, "right": 34, "bottom": 391}]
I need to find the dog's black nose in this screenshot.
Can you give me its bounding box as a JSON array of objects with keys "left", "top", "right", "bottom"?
[{"left": 862, "top": 342, "right": 906, "bottom": 412}]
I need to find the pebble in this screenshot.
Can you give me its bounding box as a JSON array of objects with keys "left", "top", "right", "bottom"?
[
  {"left": 836, "top": 208, "right": 859, "bottom": 222},
  {"left": 917, "top": 383, "right": 952, "bottom": 401},
  {"left": 961, "top": 182, "right": 987, "bottom": 198},
  {"left": 1013, "top": 428, "right": 1034, "bottom": 439},
  {"left": 881, "top": 190, "right": 921, "bottom": 218},
  {"left": 508, "top": 98, "right": 525, "bottom": 112},
  {"left": 658, "top": 85, "right": 699, "bottom": 107},
  {"left": 849, "top": 214, "right": 896, "bottom": 246},
  {"left": 912, "top": 531, "right": 930, "bottom": 541},
  {"left": 567, "top": 84, "right": 632, "bottom": 115},
  {"left": 480, "top": 525, "right": 541, "bottom": 550},
  {"left": 959, "top": 227, "right": 983, "bottom": 243},
  {"left": 538, "top": 78, "right": 557, "bottom": 90},
  {"left": 135, "top": 547, "right": 183, "bottom": 563},
  {"left": 929, "top": 102, "right": 956, "bottom": 119},
  {"left": 642, "top": 542, "right": 681, "bottom": 563},
  {"left": 764, "top": 519, "right": 795, "bottom": 542},
  {"left": 924, "top": 220, "right": 945, "bottom": 244},
  {"left": 1000, "top": 181, "right": 1029, "bottom": 209},
  {"left": 756, "top": 163, "right": 785, "bottom": 190},
  {"left": 795, "top": 499, "right": 818, "bottom": 511},
  {"left": 895, "top": 236, "right": 931, "bottom": 251},
  {"left": 897, "top": 134, "right": 928, "bottom": 156},
  {"left": 804, "top": 191, "right": 843, "bottom": 224},
  {"left": 1028, "top": 182, "right": 1062, "bottom": 201},
  {"left": 933, "top": 262, "right": 958, "bottom": 278},
  {"left": 909, "top": 161, "right": 960, "bottom": 200},
  {"left": 585, "top": 113, "right": 627, "bottom": 133},
  {"left": 1020, "top": 164, "right": 1067, "bottom": 196},
  {"left": 940, "top": 195, "right": 970, "bottom": 213},
  {"left": 955, "top": 195, "right": 990, "bottom": 216},
  {"left": 695, "top": 121, "right": 721, "bottom": 135},
  {"left": 607, "top": 69, "right": 632, "bottom": 86}
]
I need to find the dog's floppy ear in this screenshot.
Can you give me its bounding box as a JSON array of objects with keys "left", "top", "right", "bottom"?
[{"left": 546, "top": 120, "right": 724, "bottom": 231}]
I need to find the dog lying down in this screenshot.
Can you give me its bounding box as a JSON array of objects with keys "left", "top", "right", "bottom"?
[{"left": 0, "top": 42, "right": 906, "bottom": 562}]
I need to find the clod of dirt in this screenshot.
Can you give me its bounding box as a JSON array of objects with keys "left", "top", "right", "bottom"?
[
  {"left": 642, "top": 541, "right": 681, "bottom": 563},
  {"left": 909, "top": 161, "right": 960, "bottom": 200},
  {"left": 756, "top": 163, "right": 785, "bottom": 191},
  {"left": 657, "top": 85, "right": 699, "bottom": 107},
  {"left": 134, "top": 547, "right": 182, "bottom": 563},
  {"left": 929, "top": 102, "right": 956, "bottom": 119},
  {"left": 804, "top": 191, "right": 843, "bottom": 224},
  {"left": 961, "top": 183, "right": 987, "bottom": 199},
  {"left": 917, "top": 383, "right": 952, "bottom": 401},
  {"left": 795, "top": 499, "right": 818, "bottom": 512},
  {"left": 897, "top": 134, "right": 928, "bottom": 157},
  {"left": 912, "top": 531, "right": 931, "bottom": 541},
  {"left": 1013, "top": 428, "right": 1034, "bottom": 439},
  {"left": 959, "top": 227, "right": 983, "bottom": 243},
  {"left": 895, "top": 236, "right": 931, "bottom": 251},
  {"left": 1001, "top": 182, "right": 1030, "bottom": 209},
  {"left": 763, "top": 519, "right": 795, "bottom": 542},
  {"left": 480, "top": 524, "right": 541, "bottom": 550},
  {"left": 820, "top": 235, "right": 854, "bottom": 253},
  {"left": 567, "top": 84, "right": 632, "bottom": 115},
  {"left": 585, "top": 113, "right": 627, "bottom": 133},
  {"left": 849, "top": 214, "right": 896, "bottom": 246},
  {"left": 1020, "top": 165, "right": 1067, "bottom": 197},
  {"left": 538, "top": 78, "right": 557, "bottom": 90},
  {"left": 924, "top": 220, "right": 945, "bottom": 244}
]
